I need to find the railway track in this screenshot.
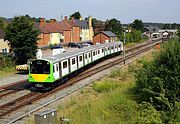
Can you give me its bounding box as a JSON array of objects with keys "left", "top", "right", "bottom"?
[
  {"left": 0, "top": 80, "right": 28, "bottom": 98},
  {"left": 0, "top": 39, "right": 161, "bottom": 122},
  {"left": 0, "top": 89, "right": 19, "bottom": 98}
]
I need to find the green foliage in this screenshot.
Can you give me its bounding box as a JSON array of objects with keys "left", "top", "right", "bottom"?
[
  {"left": 162, "top": 23, "right": 180, "bottom": 29},
  {"left": 137, "top": 102, "right": 163, "bottom": 124},
  {"left": 5, "top": 16, "right": 40, "bottom": 65},
  {"left": 135, "top": 39, "right": 180, "bottom": 122},
  {"left": 70, "top": 11, "right": 82, "bottom": 19},
  {"left": 0, "top": 54, "right": 14, "bottom": 70},
  {"left": 105, "top": 18, "right": 123, "bottom": 39},
  {"left": 93, "top": 79, "right": 119, "bottom": 93},
  {"left": 125, "top": 29, "right": 142, "bottom": 43},
  {"left": 131, "top": 19, "right": 144, "bottom": 32},
  {"left": 0, "top": 17, "right": 6, "bottom": 30},
  {"left": 178, "top": 26, "right": 180, "bottom": 41}
]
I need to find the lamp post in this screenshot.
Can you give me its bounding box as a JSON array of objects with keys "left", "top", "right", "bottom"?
[{"left": 123, "top": 26, "right": 126, "bottom": 64}]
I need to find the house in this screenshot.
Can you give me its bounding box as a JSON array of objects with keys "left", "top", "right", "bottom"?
[
  {"left": 74, "top": 16, "right": 94, "bottom": 42},
  {"left": 0, "top": 29, "right": 10, "bottom": 53},
  {"left": 35, "top": 18, "right": 64, "bottom": 47},
  {"left": 61, "top": 16, "right": 80, "bottom": 42},
  {"left": 93, "top": 31, "right": 117, "bottom": 44}
]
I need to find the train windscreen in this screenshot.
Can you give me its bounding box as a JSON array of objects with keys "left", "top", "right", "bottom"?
[{"left": 30, "top": 60, "right": 50, "bottom": 74}]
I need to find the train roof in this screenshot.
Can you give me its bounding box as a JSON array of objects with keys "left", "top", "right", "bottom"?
[{"left": 41, "top": 41, "right": 123, "bottom": 63}]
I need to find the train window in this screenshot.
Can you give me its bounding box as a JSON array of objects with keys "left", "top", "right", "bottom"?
[
  {"left": 111, "top": 46, "right": 114, "bottom": 49},
  {"left": 102, "top": 49, "right": 104, "bottom": 53},
  {"left": 108, "top": 47, "right": 110, "bottom": 50},
  {"left": 119, "top": 45, "right": 121, "bottom": 48},
  {"left": 72, "top": 58, "right": 75, "bottom": 65},
  {"left": 56, "top": 64, "right": 58, "bottom": 71},
  {"left": 30, "top": 60, "right": 50, "bottom": 74},
  {"left": 98, "top": 50, "right": 100, "bottom": 54},
  {"left": 79, "top": 56, "right": 83, "bottom": 61},
  {"left": 85, "top": 54, "right": 87, "bottom": 59},
  {"left": 93, "top": 51, "right": 95, "bottom": 56},
  {"left": 89, "top": 53, "right": 91, "bottom": 57},
  {"left": 63, "top": 61, "right": 67, "bottom": 68}
]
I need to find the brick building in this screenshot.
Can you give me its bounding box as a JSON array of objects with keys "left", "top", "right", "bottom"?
[{"left": 93, "top": 31, "right": 117, "bottom": 44}]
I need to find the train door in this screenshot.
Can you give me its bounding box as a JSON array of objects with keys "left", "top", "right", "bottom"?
[
  {"left": 84, "top": 53, "right": 88, "bottom": 65},
  {"left": 78, "top": 55, "right": 84, "bottom": 68},
  {"left": 70, "top": 57, "right": 77, "bottom": 72},
  {"left": 101, "top": 49, "right": 105, "bottom": 58},
  {"left": 115, "top": 45, "right": 118, "bottom": 52},
  {"left": 53, "top": 63, "right": 60, "bottom": 80},
  {"left": 97, "top": 50, "right": 100, "bottom": 59},
  {"left": 92, "top": 51, "right": 96, "bottom": 61},
  {"left": 61, "top": 60, "right": 69, "bottom": 77},
  {"left": 105, "top": 47, "right": 108, "bottom": 56},
  {"left": 118, "top": 44, "right": 121, "bottom": 51},
  {"left": 88, "top": 52, "right": 92, "bottom": 63},
  {"left": 108, "top": 47, "right": 110, "bottom": 55},
  {"left": 111, "top": 46, "right": 114, "bottom": 54}
]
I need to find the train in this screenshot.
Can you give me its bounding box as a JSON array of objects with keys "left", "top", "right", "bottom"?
[{"left": 28, "top": 41, "right": 123, "bottom": 88}]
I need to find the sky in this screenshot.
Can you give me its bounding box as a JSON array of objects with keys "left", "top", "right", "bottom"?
[{"left": 0, "top": 0, "right": 180, "bottom": 24}]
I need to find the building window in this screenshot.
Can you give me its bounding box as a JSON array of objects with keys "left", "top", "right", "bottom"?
[{"left": 2, "top": 49, "right": 7, "bottom": 53}]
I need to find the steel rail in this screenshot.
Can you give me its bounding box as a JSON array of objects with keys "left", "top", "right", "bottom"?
[{"left": 1, "top": 39, "right": 161, "bottom": 123}]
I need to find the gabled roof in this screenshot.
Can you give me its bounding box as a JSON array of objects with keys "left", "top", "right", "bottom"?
[
  {"left": 62, "top": 19, "right": 78, "bottom": 29},
  {"left": 75, "top": 19, "right": 88, "bottom": 27},
  {"left": 35, "top": 22, "right": 68, "bottom": 34},
  {"left": 101, "top": 31, "right": 117, "bottom": 37},
  {"left": 0, "top": 29, "right": 5, "bottom": 39}
]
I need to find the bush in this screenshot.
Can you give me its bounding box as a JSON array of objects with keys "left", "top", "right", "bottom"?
[
  {"left": 0, "top": 54, "right": 14, "bottom": 70},
  {"left": 135, "top": 39, "right": 180, "bottom": 122}
]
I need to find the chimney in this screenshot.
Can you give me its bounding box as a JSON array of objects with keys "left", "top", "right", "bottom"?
[
  {"left": 50, "top": 19, "right": 56, "bottom": 23},
  {"left": 71, "top": 17, "right": 75, "bottom": 23},
  {"left": 64, "top": 16, "right": 68, "bottom": 20},
  {"left": 40, "top": 18, "right": 45, "bottom": 26},
  {"left": 88, "top": 16, "right": 92, "bottom": 27},
  {"left": 79, "top": 16, "right": 83, "bottom": 21}
]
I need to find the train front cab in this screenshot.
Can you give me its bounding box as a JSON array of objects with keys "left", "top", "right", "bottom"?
[{"left": 29, "top": 60, "right": 54, "bottom": 84}]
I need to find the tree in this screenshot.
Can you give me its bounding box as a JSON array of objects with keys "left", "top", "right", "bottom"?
[
  {"left": 178, "top": 26, "right": 180, "bottom": 41},
  {"left": 135, "top": 40, "right": 180, "bottom": 122},
  {"left": 70, "top": 11, "right": 82, "bottom": 19},
  {"left": 0, "top": 17, "right": 5, "bottom": 30},
  {"left": 131, "top": 19, "right": 144, "bottom": 32},
  {"left": 5, "top": 16, "right": 40, "bottom": 65},
  {"left": 105, "top": 18, "right": 123, "bottom": 39}
]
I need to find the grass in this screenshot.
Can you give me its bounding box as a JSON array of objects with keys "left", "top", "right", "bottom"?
[
  {"left": 0, "top": 67, "right": 16, "bottom": 78},
  {"left": 26, "top": 48, "right": 160, "bottom": 124}
]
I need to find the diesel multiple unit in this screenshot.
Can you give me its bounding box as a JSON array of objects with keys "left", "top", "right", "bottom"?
[{"left": 28, "top": 41, "right": 123, "bottom": 88}]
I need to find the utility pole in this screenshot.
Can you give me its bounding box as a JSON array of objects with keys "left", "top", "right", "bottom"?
[{"left": 123, "top": 26, "right": 126, "bottom": 64}]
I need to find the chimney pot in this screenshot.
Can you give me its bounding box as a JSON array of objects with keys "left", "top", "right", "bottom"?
[
  {"left": 40, "top": 18, "right": 45, "bottom": 26},
  {"left": 64, "top": 16, "right": 68, "bottom": 20}
]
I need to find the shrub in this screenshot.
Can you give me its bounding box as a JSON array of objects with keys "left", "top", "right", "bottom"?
[
  {"left": 135, "top": 39, "right": 180, "bottom": 122},
  {"left": 0, "top": 54, "right": 14, "bottom": 70}
]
